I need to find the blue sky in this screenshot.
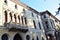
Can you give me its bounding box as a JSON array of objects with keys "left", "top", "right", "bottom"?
[{"left": 20, "top": 0, "right": 60, "bottom": 19}]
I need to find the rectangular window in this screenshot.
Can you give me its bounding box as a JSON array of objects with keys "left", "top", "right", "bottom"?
[
  {"left": 9, "top": 12, "right": 12, "bottom": 22},
  {"left": 45, "top": 21, "right": 49, "bottom": 29},
  {"left": 50, "top": 19, "right": 55, "bottom": 28},
  {"left": 33, "top": 20, "right": 36, "bottom": 29},
  {"left": 38, "top": 22, "right": 41, "bottom": 29},
  {"left": 21, "top": 16, "right": 24, "bottom": 25},
  {"left": 32, "top": 13, "right": 34, "bottom": 17},
  {"left": 4, "top": 11, "right": 7, "bottom": 23},
  {"left": 24, "top": 17, "right": 27, "bottom": 25}
]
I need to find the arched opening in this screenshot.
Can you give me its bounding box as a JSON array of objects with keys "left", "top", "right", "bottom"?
[
  {"left": 32, "top": 38, "right": 34, "bottom": 40},
  {"left": 18, "top": 15, "right": 20, "bottom": 24},
  {"left": 1, "top": 34, "right": 8, "bottom": 40},
  {"left": 26, "top": 35, "right": 30, "bottom": 40},
  {"left": 47, "top": 34, "right": 52, "bottom": 40},
  {"left": 13, "top": 34, "right": 22, "bottom": 40},
  {"left": 9, "top": 12, "right": 12, "bottom": 22},
  {"left": 42, "top": 37, "right": 44, "bottom": 40},
  {"left": 37, "top": 36, "right": 39, "bottom": 40},
  {"left": 14, "top": 14, "right": 17, "bottom": 23},
  {"left": 4, "top": 11, "right": 8, "bottom": 23}
]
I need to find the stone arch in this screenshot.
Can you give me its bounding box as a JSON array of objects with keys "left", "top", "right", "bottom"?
[
  {"left": 1, "top": 33, "right": 8, "bottom": 40},
  {"left": 13, "top": 33, "right": 22, "bottom": 40}
]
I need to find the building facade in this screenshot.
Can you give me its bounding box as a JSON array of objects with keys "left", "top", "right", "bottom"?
[
  {"left": 40, "top": 10, "right": 60, "bottom": 40},
  {"left": 0, "top": 0, "right": 46, "bottom": 40}
]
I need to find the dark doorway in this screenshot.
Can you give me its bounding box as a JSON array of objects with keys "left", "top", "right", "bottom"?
[
  {"left": 1, "top": 34, "right": 8, "bottom": 40},
  {"left": 13, "top": 34, "right": 22, "bottom": 40}
]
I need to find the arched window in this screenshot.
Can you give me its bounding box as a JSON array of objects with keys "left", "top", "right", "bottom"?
[
  {"left": 32, "top": 38, "right": 34, "bottom": 40},
  {"left": 26, "top": 35, "right": 30, "bottom": 40},
  {"left": 13, "top": 34, "right": 22, "bottom": 40},
  {"left": 37, "top": 36, "right": 39, "bottom": 40},
  {"left": 15, "top": 4, "right": 17, "bottom": 9},
  {"left": 9, "top": 12, "right": 12, "bottom": 22},
  {"left": 4, "top": 11, "right": 8, "bottom": 23},
  {"left": 42, "top": 37, "right": 44, "bottom": 40},
  {"left": 4, "top": 0, "right": 7, "bottom": 4},
  {"left": 23, "top": 9, "right": 25, "bottom": 13},
  {"left": 14, "top": 14, "right": 17, "bottom": 23},
  {"left": 1, "top": 34, "right": 8, "bottom": 40},
  {"left": 24, "top": 17, "right": 27, "bottom": 25},
  {"left": 18, "top": 15, "right": 20, "bottom": 23},
  {"left": 21, "top": 16, "right": 24, "bottom": 25}
]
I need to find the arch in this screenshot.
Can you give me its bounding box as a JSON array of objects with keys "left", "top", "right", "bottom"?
[
  {"left": 26, "top": 35, "right": 30, "bottom": 40},
  {"left": 18, "top": 15, "right": 20, "bottom": 23},
  {"left": 9, "top": 12, "right": 12, "bottom": 22},
  {"left": 42, "top": 37, "right": 44, "bottom": 40},
  {"left": 14, "top": 14, "right": 17, "bottom": 23},
  {"left": 13, "top": 33, "right": 22, "bottom": 40},
  {"left": 1, "top": 34, "right": 8, "bottom": 40},
  {"left": 4, "top": 11, "right": 8, "bottom": 23},
  {"left": 47, "top": 34, "right": 52, "bottom": 40},
  {"left": 37, "top": 36, "right": 39, "bottom": 40}
]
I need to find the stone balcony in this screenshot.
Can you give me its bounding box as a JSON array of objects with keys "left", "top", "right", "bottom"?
[{"left": 4, "top": 22, "right": 28, "bottom": 33}]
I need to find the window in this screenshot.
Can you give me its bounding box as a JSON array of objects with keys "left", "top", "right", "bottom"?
[
  {"left": 42, "top": 37, "right": 44, "bottom": 40},
  {"left": 24, "top": 17, "right": 27, "bottom": 25},
  {"left": 46, "top": 24, "right": 49, "bottom": 29},
  {"left": 45, "top": 21, "right": 49, "bottom": 29},
  {"left": 32, "top": 38, "right": 34, "bottom": 40},
  {"left": 50, "top": 19, "right": 55, "bottom": 28},
  {"left": 26, "top": 35, "right": 30, "bottom": 40},
  {"left": 18, "top": 15, "right": 20, "bottom": 23},
  {"left": 15, "top": 4, "right": 17, "bottom": 9},
  {"left": 55, "top": 20, "right": 57, "bottom": 22},
  {"left": 23, "top": 9, "right": 25, "bottom": 13},
  {"left": 21, "top": 16, "right": 24, "bottom": 25},
  {"left": 38, "top": 22, "right": 41, "bottom": 29},
  {"left": 9, "top": 12, "right": 12, "bottom": 22},
  {"left": 44, "top": 15, "right": 46, "bottom": 18},
  {"left": 33, "top": 20, "right": 36, "bottom": 29},
  {"left": 32, "top": 13, "right": 34, "bottom": 17},
  {"left": 4, "top": 0, "right": 7, "bottom": 4},
  {"left": 37, "top": 36, "right": 39, "bottom": 40},
  {"left": 14, "top": 14, "right": 17, "bottom": 23},
  {"left": 37, "top": 15, "right": 39, "bottom": 18},
  {"left": 4, "top": 11, "right": 7, "bottom": 23},
  {"left": 45, "top": 21, "right": 48, "bottom": 24},
  {"left": 1, "top": 34, "right": 8, "bottom": 40}
]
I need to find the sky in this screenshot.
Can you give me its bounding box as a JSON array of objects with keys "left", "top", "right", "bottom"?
[{"left": 20, "top": 0, "right": 60, "bottom": 19}]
